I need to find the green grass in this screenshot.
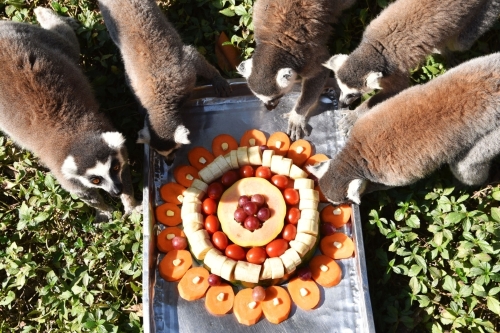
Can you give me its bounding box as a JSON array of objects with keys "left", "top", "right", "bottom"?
[{"left": 1, "top": 0, "right": 500, "bottom": 332}]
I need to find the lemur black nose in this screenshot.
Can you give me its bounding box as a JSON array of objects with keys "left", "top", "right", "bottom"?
[
  {"left": 111, "top": 184, "right": 123, "bottom": 197},
  {"left": 265, "top": 101, "right": 279, "bottom": 110},
  {"left": 164, "top": 154, "right": 175, "bottom": 166}
]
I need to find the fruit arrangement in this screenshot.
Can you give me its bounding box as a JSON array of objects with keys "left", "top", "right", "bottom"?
[{"left": 155, "top": 129, "right": 355, "bottom": 325}]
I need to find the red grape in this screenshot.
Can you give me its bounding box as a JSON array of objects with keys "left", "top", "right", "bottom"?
[
  {"left": 234, "top": 208, "right": 248, "bottom": 223},
  {"left": 207, "top": 182, "right": 224, "bottom": 200},
  {"left": 259, "top": 145, "right": 269, "bottom": 153},
  {"left": 171, "top": 236, "right": 187, "bottom": 250},
  {"left": 252, "top": 286, "right": 266, "bottom": 302},
  {"left": 256, "top": 207, "right": 271, "bottom": 221},
  {"left": 238, "top": 195, "right": 250, "bottom": 207},
  {"left": 244, "top": 216, "right": 260, "bottom": 231},
  {"left": 297, "top": 266, "right": 312, "bottom": 281},
  {"left": 250, "top": 194, "right": 265, "bottom": 207},
  {"left": 221, "top": 170, "right": 239, "bottom": 187},
  {"left": 208, "top": 274, "right": 221, "bottom": 286},
  {"left": 243, "top": 201, "right": 258, "bottom": 215},
  {"left": 320, "top": 222, "right": 336, "bottom": 236}
]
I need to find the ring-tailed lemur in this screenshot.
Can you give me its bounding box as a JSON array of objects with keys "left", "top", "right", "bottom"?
[
  {"left": 97, "top": 0, "right": 232, "bottom": 164},
  {"left": 309, "top": 52, "right": 500, "bottom": 205},
  {"left": 0, "top": 7, "right": 140, "bottom": 221},
  {"left": 237, "top": 0, "right": 356, "bottom": 140},
  {"left": 324, "top": 0, "right": 500, "bottom": 135}
]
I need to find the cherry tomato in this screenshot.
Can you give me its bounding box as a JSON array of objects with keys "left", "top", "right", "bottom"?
[
  {"left": 265, "top": 239, "right": 289, "bottom": 258},
  {"left": 283, "top": 188, "right": 300, "bottom": 205},
  {"left": 221, "top": 170, "right": 239, "bottom": 187},
  {"left": 255, "top": 166, "right": 272, "bottom": 180},
  {"left": 202, "top": 198, "right": 217, "bottom": 215},
  {"left": 207, "top": 182, "right": 224, "bottom": 200},
  {"left": 286, "top": 207, "right": 301, "bottom": 224},
  {"left": 204, "top": 215, "right": 220, "bottom": 234},
  {"left": 246, "top": 247, "right": 267, "bottom": 264},
  {"left": 282, "top": 224, "right": 297, "bottom": 241},
  {"left": 271, "top": 174, "right": 288, "bottom": 190},
  {"left": 225, "top": 244, "right": 246, "bottom": 261},
  {"left": 239, "top": 165, "right": 254, "bottom": 178},
  {"left": 212, "top": 231, "right": 229, "bottom": 251}
]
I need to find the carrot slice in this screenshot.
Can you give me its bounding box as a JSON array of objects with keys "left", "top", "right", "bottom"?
[
  {"left": 157, "top": 227, "right": 185, "bottom": 253},
  {"left": 212, "top": 134, "right": 239, "bottom": 157},
  {"left": 261, "top": 286, "right": 291, "bottom": 324},
  {"left": 266, "top": 132, "right": 291, "bottom": 156},
  {"left": 155, "top": 203, "right": 182, "bottom": 226},
  {"left": 309, "top": 255, "right": 342, "bottom": 287},
  {"left": 287, "top": 277, "right": 321, "bottom": 310},
  {"left": 173, "top": 165, "right": 200, "bottom": 188},
  {"left": 178, "top": 267, "right": 210, "bottom": 301},
  {"left": 315, "top": 185, "right": 328, "bottom": 203},
  {"left": 240, "top": 129, "right": 267, "bottom": 147},
  {"left": 159, "top": 182, "right": 186, "bottom": 205},
  {"left": 205, "top": 283, "right": 235, "bottom": 316},
  {"left": 188, "top": 147, "right": 215, "bottom": 170},
  {"left": 286, "top": 139, "right": 312, "bottom": 167},
  {"left": 320, "top": 204, "right": 352, "bottom": 228},
  {"left": 304, "top": 154, "right": 329, "bottom": 174},
  {"left": 233, "top": 288, "right": 263, "bottom": 325},
  {"left": 320, "top": 233, "right": 355, "bottom": 259},
  {"left": 158, "top": 249, "right": 193, "bottom": 281}
]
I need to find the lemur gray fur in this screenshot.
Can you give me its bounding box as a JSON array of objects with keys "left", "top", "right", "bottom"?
[
  {"left": 97, "top": 0, "right": 231, "bottom": 163},
  {"left": 237, "top": 0, "right": 356, "bottom": 140},
  {"left": 308, "top": 52, "right": 500, "bottom": 205},
  {"left": 0, "top": 7, "right": 140, "bottom": 221},
  {"left": 323, "top": 0, "right": 500, "bottom": 135}
]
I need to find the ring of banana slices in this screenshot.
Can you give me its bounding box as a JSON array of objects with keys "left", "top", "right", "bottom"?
[{"left": 179, "top": 144, "right": 320, "bottom": 285}]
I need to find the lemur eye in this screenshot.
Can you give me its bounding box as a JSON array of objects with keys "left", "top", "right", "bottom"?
[
  {"left": 90, "top": 177, "right": 102, "bottom": 185},
  {"left": 112, "top": 164, "right": 120, "bottom": 172}
]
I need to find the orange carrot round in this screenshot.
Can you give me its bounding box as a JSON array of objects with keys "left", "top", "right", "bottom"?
[
  {"left": 315, "top": 185, "right": 328, "bottom": 203},
  {"left": 158, "top": 249, "right": 193, "bottom": 282},
  {"left": 212, "top": 134, "right": 239, "bottom": 157},
  {"left": 173, "top": 165, "right": 199, "bottom": 188},
  {"left": 266, "top": 132, "right": 291, "bottom": 156},
  {"left": 188, "top": 147, "right": 215, "bottom": 170},
  {"left": 157, "top": 227, "right": 185, "bottom": 253},
  {"left": 286, "top": 139, "right": 313, "bottom": 167},
  {"left": 261, "top": 285, "right": 291, "bottom": 324},
  {"left": 304, "top": 154, "right": 329, "bottom": 174},
  {"left": 178, "top": 267, "right": 210, "bottom": 301},
  {"left": 309, "top": 255, "right": 342, "bottom": 287},
  {"left": 320, "top": 204, "right": 352, "bottom": 228},
  {"left": 205, "top": 283, "right": 235, "bottom": 316},
  {"left": 233, "top": 288, "right": 263, "bottom": 325},
  {"left": 240, "top": 129, "right": 267, "bottom": 147},
  {"left": 159, "top": 182, "right": 186, "bottom": 205},
  {"left": 320, "top": 233, "right": 355, "bottom": 259},
  {"left": 155, "top": 203, "right": 182, "bottom": 226},
  {"left": 287, "top": 277, "right": 320, "bottom": 310}
]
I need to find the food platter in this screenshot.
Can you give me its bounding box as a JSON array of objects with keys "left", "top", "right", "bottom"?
[{"left": 142, "top": 79, "right": 375, "bottom": 333}]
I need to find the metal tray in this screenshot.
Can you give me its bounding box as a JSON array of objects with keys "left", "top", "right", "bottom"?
[{"left": 142, "top": 79, "right": 375, "bottom": 333}]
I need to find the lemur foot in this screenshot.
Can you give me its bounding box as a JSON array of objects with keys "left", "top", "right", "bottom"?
[
  {"left": 212, "top": 76, "right": 232, "bottom": 97},
  {"left": 123, "top": 201, "right": 143, "bottom": 219},
  {"left": 95, "top": 208, "right": 114, "bottom": 222},
  {"left": 284, "top": 110, "right": 309, "bottom": 141}
]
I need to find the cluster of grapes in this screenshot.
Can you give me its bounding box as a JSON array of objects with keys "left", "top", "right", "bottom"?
[{"left": 233, "top": 194, "right": 271, "bottom": 231}]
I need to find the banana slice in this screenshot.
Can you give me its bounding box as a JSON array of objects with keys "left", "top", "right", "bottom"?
[
  {"left": 284, "top": 248, "right": 302, "bottom": 267},
  {"left": 294, "top": 178, "right": 315, "bottom": 190},
  {"left": 190, "top": 238, "right": 214, "bottom": 260},
  {"left": 289, "top": 164, "right": 308, "bottom": 179},
  {"left": 229, "top": 150, "right": 240, "bottom": 169},
  {"left": 204, "top": 248, "right": 223, "bottom": 271},
  {"left": 297, "top": 218, "right": 319, "bottom": 236},
  {"left": 279, "top": 157, "right": 293, "bottom": 176},
  {"left": 220, "top": 258, "right": 237, "bottom": 281},
  {"left": 182, "top": 195, "right": 202, "bottom": 204},
  {"left": 187, "top": 229, "right": 209, "bottom": 243},
  {"left": 299, "top": 199, "right": 319, "bottom": 210},
  {"left": 234, "top": 261, "right": 262, "bottom": 284},
  {"left": 269, "top": 257, "right": 285, "bottom": 279},
  {"left": 237, "top": 146, "right": 250, "bottom": 166},
  {"left": 183, "top": 187, "right": 204, "bottom": 201},
  {"left": 182, "top": 220, "right": 204, "bottom": 237},
  {"left": 181, "top": 202, "right": 201, "bottom": 219},
  {"left": 214, "top": 155, "right": 232, "bottom": 174},
  {"left": 262, "top": 149, "right": 275, "bottom": 167},
  {"left": 300, "top": 209, "right": 320, "bottom": 222},
  {"left": 198, "top": 166, "right": 215, "bottom": 183},
  {"left": 248, "top": 146, "right": 263, "bottom": 165},
  {"left": 224, "top": 153, "right": 233, "bottom": 168},
  {"left": 207, "top": 252, "right": 227, "bottom": 276},
  {"left": 289, "top": 240, "right": 309, "bottom": 257},
  {"left": 207, "top": 160, "right": 223, "bottom": 179},
  {"left": 191, "top": 179, "right": 208, "bottom": 193},
  {"left": 279, "top": 250, "right": 297, "bottom": 274},
  {"left": 295, "top": 233, "right": 317, "bottom": 251},
  {"left": 260, "top": 259, "right": 273, "bottom": 280},
  {"left": 299, "top": 189, "right": 319, "bottom": 201},
  {"left": 270, "top": 155, "right": 283, "bottom": 174}
]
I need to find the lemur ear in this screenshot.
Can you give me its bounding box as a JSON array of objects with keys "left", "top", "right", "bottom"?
[
  {"left": 305, "top": 160, "right": 331, "bottom": 179},
  {"left": 136, "top": 126, "right": 150, "bottom": 144},
  {"left": 276, "top": 68, "right": 297, "bottom": 89},
  {"left": 174, "top": 125, "right": 191, "bottom": 145},
  {"left": 61, "top": 155, "right": 78, "bottom": 178},
  {"left": 102, "top": 132, "right": 126, "bottom": 149},
  {"left": 347, "top": 179, "right": 368, "bottom": 205},
  {"left": 323, "top": 54, "right": 349, "bottom": 72},
  {"left": 237, "top": 59, "right": 253, "bottom": 78},
  {"left": 366, "top": 72, "right": 383, "bottom": 90}
]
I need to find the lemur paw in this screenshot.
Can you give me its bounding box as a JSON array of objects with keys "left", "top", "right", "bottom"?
[
  {"left": 284, "top": 111, "right": 309, "bottom": 141},
  {"left": 95, "top": 208, "right": 113, "bottom": 223},
  {"left": 337, "top": 109, "right": 359, "bottom": 137},
  {"left": 123, "top": 201, "right": 143, "bottom": 219},
  {"left": 212, "top": 76, "right": 232, "bottom": 97}
]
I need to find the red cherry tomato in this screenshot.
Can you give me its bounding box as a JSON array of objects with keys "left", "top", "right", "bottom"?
[
  {"left": 202, "top": 198, "right": 217, "bottom": 215},
  {"left": 255, "top": 166, "right": 272, "bottom": 180},
  {"left": 204, "top": 215, "right": 220, "bottom": 234},
  {"left": 265, "top": 239, "right": 289, "bottom": 258},
  {"left": 286, "top": 207, "right": 301, "bottom": 224},
  {"left": 225, "top": 244, "right": 246, "bottom": 261},
  {"left": 246, "top": 247, "right": 267, "bottom": 264},
  {"left": 283, "top": 188, "right": 300, "bottom": 205},
  {"left": 239, "top": 165, "right": 254, "bottom": 178},
  {"left": 207, "top": 182, "right": 224, "bottom": 200},
  {"left": 282, "top": 224, "right": 297, "bottom": 241},
  {"left": 212, "top": 231, "right": 229, "bottom": 251},
  {"left": 271, "top": 174, "right": 288, "bottom": 190},
  {"left": 221, "top": 170, "right": 239, "bottom": 187}
]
